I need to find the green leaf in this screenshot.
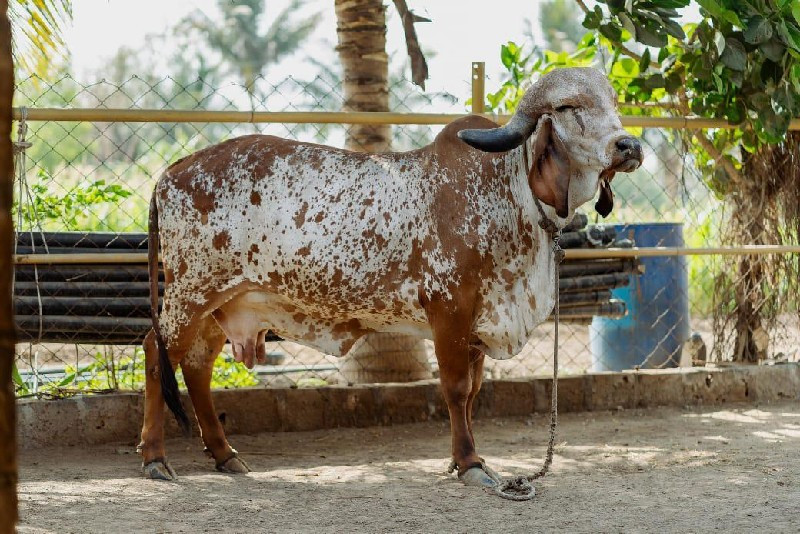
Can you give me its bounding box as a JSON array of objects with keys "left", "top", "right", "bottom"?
[
  {"left": 665, "top": 71, "right": 683, "bottom": 92},
  {"left": 792, "top": 64, "right": 800, "bottom": 92},
  {"left": 744, "top": 16, "right": 773, "bottom": 44},
  {"left": 639, "top": 47, "right": 651, "bottom": 71},
  {"left": 760, "top": 38, "right": 786, "bottom": 61},
  {"left": 612, "top": 57, "right": 639, "bottom": 78},
  {"left": 583, "top": 6, "right": 603, "bottom": 30},
  {"left": 714, "top": 31, "right": 726, "bottom": 55},
  {"left": 57, "top": 372, "right": 77, "bottom": 387},
  {"left": 720, "top": 37, "right": 747, "bottom": 70},
  {"left": 643, "top": 73, "right": 666, "bottom": 89},
  {"left": 778, "top": 21, "right": 800, "bottom": 52},
  {"left": 728, "top": 69, "right": 744, "bottom": 88},
  {"left": 12, "top": 363, "right": 29, "bottom": 395},
  {"left": 635, "top": 22, "right": 668, "bottom": 47},
  {"left": 793, "top": 3, "right": 800, "bottom": 26},
  {"left": 696, "top": 0, "right": 743, "bottom": 27},
  {"left": 599, "top": 23, "right": 623, "bottom": 42},
  {"left": 663, "top": 19, "right": 686, "bottom": 40},
  {"left": 501, "top": 44, "right": 514, "bottom": 69},
  {"left": 618, "top": 12, "right": 636, "bottom": 36}
]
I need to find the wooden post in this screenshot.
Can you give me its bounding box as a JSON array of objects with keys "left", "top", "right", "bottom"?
[
  {"left": 0, "top": 0, "right": 17, "bottom": 531},
  {"left": 471, "top": 61, "right": 485, "bottom": 115}
]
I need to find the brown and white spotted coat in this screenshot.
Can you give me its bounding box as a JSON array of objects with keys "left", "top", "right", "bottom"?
[{"left": 139, "top": 67, "right": 643, "bottom": 486}]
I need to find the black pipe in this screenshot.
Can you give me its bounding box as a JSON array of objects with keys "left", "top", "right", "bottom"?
[
  {"left": 559, "top": 272, "right": 630, "bottom": 293},
  {"left": 14, "top": 296, "right": 154, "bottom": 317},
  {"left": 559, "top": 259, "right": 640, "bottom": 277},
  {"left": 14, "top": 246, "right": 144, "bottom": 255},
  {"left": 549, "top": 299, "right": 626, "bottom": 319},
  {"left": 14, "top": 265, "right": 160, "bottom": 283},
  {"left": 559, "top": 226, "right": 618, "bottom": 249},
  {"left": 15, "top": 231, "right": 148, "bottom": 249},
  {"left": 14, "top": 281, "right": 163, "bottom": 298},
  {"left": 558, "top": 290, "right": 612, "bottom": 307},
  {"left": 15, "top": 314, "right": 152, "bottom": 334},
  {"left": 563, "top": 212, "right": 588, "bottom": 232}
]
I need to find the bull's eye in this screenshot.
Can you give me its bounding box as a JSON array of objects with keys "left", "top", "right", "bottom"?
[{"left": 556, "top": 105, "right": 576, "bottom": 112}]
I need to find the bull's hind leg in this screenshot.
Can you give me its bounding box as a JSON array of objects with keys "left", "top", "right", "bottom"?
[
  {"left": 139, "top": 328, "right": 178, "bottom": 480},
  {"left": 181, "top": 316, "right": 250, "bottom": 474}
]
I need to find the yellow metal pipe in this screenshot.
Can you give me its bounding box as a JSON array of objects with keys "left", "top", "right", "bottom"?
[
  {"left": 12, "top": 107, "right": 800, "bottom": 130},
  {"left": 12, "top": 245, "right": 800, "bottom": 265},
  {"left": 471, "top": 62, "right": 485, "bottom": 115},
  {"left": 564, "top": 245, "right": 800, "bottom": 260}
]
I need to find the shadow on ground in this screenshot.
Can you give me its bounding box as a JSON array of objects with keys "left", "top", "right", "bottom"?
[{"left": 17, "top": 401, "right": 800, "bottom": 533}]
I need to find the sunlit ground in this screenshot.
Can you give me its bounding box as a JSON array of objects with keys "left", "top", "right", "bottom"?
[{"left": 15, "top": 401, "right": 800, "bottom": 533}]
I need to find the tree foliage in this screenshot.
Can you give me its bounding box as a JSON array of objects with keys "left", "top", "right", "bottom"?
[
  {"left": 580, "top": 0, "right": 800, "bottom": 194},
  {"left": 180, "top": 0, "right": 321, "bottom": 107}
]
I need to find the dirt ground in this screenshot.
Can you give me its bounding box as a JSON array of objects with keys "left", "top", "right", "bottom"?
[{"left": 16, "top": 401, "right": 800, "bottom": 533}]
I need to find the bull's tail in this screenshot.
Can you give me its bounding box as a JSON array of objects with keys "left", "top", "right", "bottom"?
[{"left": 148, "top": 191, "right": 190, "bottom": 436}]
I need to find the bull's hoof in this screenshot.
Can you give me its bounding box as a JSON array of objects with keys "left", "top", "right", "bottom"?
[
  {"left": 143, "top": 459, "right": 178, "bottom": 481},
  {"left": 216, "top": 450, "right": 251, "bottom": 474},
  {"left": 459, "top": 465, "right": 502, "bottom": 488}
]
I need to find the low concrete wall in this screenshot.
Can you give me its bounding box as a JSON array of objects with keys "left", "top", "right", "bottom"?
[{"left": 17, "top": 364, "right": 800, "bottom": 448}]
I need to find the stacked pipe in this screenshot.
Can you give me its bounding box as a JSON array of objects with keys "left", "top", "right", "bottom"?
[
  {"left": 554, "top": 212, "right": 640, "bottom": 324},
  {"left": 14, "top": 217, "right": 640, "bottom": 344}
]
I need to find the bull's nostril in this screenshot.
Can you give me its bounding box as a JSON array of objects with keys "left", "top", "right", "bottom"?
[{"left": 616, "top": 137, "right": 641, "bottom": 153}]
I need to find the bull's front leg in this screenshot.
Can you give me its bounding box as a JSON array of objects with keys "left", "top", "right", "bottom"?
[{"left": 428, "top": 301, "right": 501, "bottom": 488}]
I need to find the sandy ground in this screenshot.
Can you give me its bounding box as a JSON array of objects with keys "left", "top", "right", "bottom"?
[{"left": 16, "top": 401, "right": 800, "bottom": 533}]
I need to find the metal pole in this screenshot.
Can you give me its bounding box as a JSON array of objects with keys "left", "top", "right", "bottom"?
[
  {"left": 10, "top": 106, "right": 800, "bottom": 130},
  {"left": 564, "top": 245, "right": 800, "bottom": 260},
  {"left": 471, "top": 62, "right": 485, "bottom": 115},
  {"left": 11, "top": 245, "right": 800, "bottom": 265}
]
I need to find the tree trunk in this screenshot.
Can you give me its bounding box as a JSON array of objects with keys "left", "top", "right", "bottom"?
[
  {"left": 716, "top": 133, "right": 800, "bottom": 362},
  {"left": 334, "top": 0, "right": 391, "bottom": 152},
  {"left": 333, "top": 1, "right": 432, "bottom": 380},
  {"left": 0, "top": 0, "right": 18, "bottom": 530}
]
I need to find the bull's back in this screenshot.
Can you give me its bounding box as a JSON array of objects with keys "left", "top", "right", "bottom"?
[{"left": 156, "top": 135, "right": 435, "bottom": 317}]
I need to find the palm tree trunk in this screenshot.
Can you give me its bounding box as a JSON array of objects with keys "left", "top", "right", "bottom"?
[
  {"left": 0, "top": 0, "right": 18, "bottom": 530},
  {"left": 333, "top": 1, "right": 432, "bottom": 381},
  {"left": 334, "top": 0, "right": 391, "bottom": 152}
]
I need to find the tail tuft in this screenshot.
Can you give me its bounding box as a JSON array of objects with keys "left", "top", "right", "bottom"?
[{"left": 149, "top": 190, "right": 191, "bottom": 437}]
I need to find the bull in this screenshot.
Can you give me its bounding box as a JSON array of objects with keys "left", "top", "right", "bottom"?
[{"left": 138, "top": 67, "right": 643, "bottom": 487}]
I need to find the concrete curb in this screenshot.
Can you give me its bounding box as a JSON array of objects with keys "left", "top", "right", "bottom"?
[{"left": 17, "top": 364, "right": 800, "bottom": 448}]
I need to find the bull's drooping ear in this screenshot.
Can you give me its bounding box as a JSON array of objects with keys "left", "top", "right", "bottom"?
[
  {"left": 457, "top": 113, "right": 537, "bottom": 153},
  {"left": 529, "top": 115, "right": 571, "bottom": 218},
  {"left": 595, "top": 175, "right": 615, "bottom": 217}
]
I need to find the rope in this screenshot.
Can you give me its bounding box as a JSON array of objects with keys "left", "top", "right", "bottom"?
[
  {"left": 487, "top": 147, "right": 563, "bottom": 501},
  {"left": 13, "top": 107, "right": 49, "bottom": 392}
]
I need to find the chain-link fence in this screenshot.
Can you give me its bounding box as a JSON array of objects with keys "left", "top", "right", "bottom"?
[{"left": 11, "top": 71, "right": 800, "bottom": 397}]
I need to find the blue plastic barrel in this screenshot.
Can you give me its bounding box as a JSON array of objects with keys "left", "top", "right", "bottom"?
[{"left": 590, "top": 222, "right": 690, "bottom": 371}]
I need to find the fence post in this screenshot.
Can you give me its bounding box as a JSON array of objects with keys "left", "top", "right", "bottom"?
[
  {"left": 471, "top": 61, "right": 485, "bottom": 115},
  {"left": 0, "top": 0, "right": 17, "bottom": 532}
]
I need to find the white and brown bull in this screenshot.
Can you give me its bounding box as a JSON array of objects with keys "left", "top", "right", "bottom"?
[{"left": 139, "top": 67, "right": 643, "bottom": 487}]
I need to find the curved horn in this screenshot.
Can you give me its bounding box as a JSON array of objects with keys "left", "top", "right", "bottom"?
[{"left": 457, "top": 112, "right": 538, "bottom": 153}]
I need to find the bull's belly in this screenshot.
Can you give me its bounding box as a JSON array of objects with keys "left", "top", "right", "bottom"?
[{"left": 212, "top": 289, "right": 431, "bottom": 358}]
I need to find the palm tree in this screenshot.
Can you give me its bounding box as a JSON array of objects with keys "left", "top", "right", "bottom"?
[
  {"left": 181, "top": 0, "right": 321, "bottom": 115},
  {"left": 2, "top": 2, "right": 71, "bottom": 528},
  {"left": 8, "top": 0, "right": 71, "bottom": 76},
  {"left": 334, "top": 0, "right": 429, "bottom": 152}
]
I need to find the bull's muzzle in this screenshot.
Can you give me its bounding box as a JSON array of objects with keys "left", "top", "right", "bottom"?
[{"left": 613, "top": 136, "right": 644, "bottom": 172}]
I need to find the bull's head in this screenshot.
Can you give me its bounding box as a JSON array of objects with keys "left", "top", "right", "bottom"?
[{"left": 458, "top": 67, "right": 643, "bottom": 219}]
